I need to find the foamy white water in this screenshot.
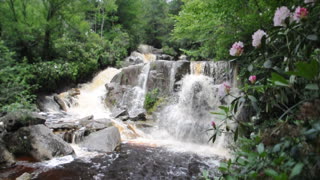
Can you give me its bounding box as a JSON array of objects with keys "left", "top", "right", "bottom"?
[{"left": 67, "top": 68, "right": 120, "bottom": 119}]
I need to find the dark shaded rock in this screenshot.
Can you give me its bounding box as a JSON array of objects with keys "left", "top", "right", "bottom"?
[
  {"left": 0, "top": 141, "right": 15, "bottom": 165},
  {"left": 0, "top": 111, "right": 46, "bottom": 132},
  {"left": 37, "top": 95, "right": 60, "bottom": 112},
  {"left": 4, "top": 125, "right": 74, "bottom": 161},
  {"left": 119, "top": 116, "right": 129, "bottom": 121},
  {"left": 16, "top": 172, "right": 32, "bottom": 180},
  {"left": 53, "top": 95, "right": 68, "bottom": 111},
  {"left": 0, "top": 125, "right": 6, "bottom": 139},
  {"left": 47, "top": 122, "right": 79, "bottom": 130},
  {"left": 111, "top": 109, "right": 128, "bottom": 118},
  {"left": 156, "top": 54, "right": 174, "bottom": 61},
  {"left": 129, "top": 110, "right": 146, "bottom": 121},
  {"left": 80, "top": 126, "right": 121, "bottom": 152}
]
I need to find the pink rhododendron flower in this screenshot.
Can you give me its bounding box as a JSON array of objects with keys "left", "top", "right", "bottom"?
[
  {"left": 294, "top": 7, "right": 308, "bottom": 22},
  {"left": 249, "top": 75, "right": 257, "bottom": 84},
  {"left": 252, "top": 30, "right": 267, "bottom": 48},
  {"left": 211, "top": 121, "right": 216, "bottom": 129},
  {"left": 219, "top": 82, "right": 231, "bottom": 96},
  {"left": 273, "top": 6, "right": 291, "bottom": 27},
  {"left": 229, "top": 41, "right": 244, "bottom": 56}
]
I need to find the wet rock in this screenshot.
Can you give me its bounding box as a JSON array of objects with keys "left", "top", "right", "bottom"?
[
  {"left": 0, "top": 111, "right": 46, "bottom": 132},
  {"left": 111, "top": 109, "right": 128, "bottom": 118},
  {"left": 47, "top": 122, "right": 79, "bottom": 130},
  {"left": 37, "top": 95, "right": 60, "bottom": 112},
  {"left": 179, "top": 55, "right": 188, "bottom": 60},
  {"left": 77, "top": 115, "right": 94, "bottom": 126},
  {"left": 129, "top": 110, "right": 146, "bottom": 121},
  {"left": 137, "top": 44, "right": 162, "bottom": 54},
  {"left": 147, "top": 60, "right": 190, "bottom": 95},
  {"left": 105, "top": 83, "right": 128, "bottom": 110},
  {"left": 16, "top": 172, "right": 32, "bottom": 180},
  {"left": 80, "top": 126, "right": 121, "bottom": 152},
  {"left": 119, "top": 116, "right": 129, "bottom": 121},
  {"left": 0, "top": 125, "right": 6, "bottom": 139},
  {"left": 0, "top": 141, "right": 15, "bottom": 165},
  {"left": 53, "top": 95, "right": 68, "bottom": 111},
  {"left": 156, "top": 54, "right": 174, "bottom": 61},
  {"left": 111, "top": 64, "right": 144, "bottom": 86},
  {"left": 4, "top": 125, "right": 74, "bottom": 161}
]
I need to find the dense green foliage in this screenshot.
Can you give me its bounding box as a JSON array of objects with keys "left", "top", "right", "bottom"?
[
  {"left": 172, "top": 0, "right": 299, "bottom": 60},
  {"left": 144, "top": 88, "right": 164, "bottom": 114},
  {"left": 206, "top": 1, "right": 320, "bottom": 179},
  {"left": 0, "top": 0, "right": 183, "bottom": 112}
]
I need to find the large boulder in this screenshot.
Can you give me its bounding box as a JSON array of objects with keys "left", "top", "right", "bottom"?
[
  {"left": 4, "top": 125, "right": 74, "bottom": 161},
  {"left": 111, "top": 64, "right": 144, "bottom": 87},
  {"left": 37, "top": 95, "right": 60, "bottom": 112},
  {"left": 0, "top": 111, "right": 46, "bottom": 132},
  {"left": 80, "top": 126, "right": 121, "bottom": 152}
]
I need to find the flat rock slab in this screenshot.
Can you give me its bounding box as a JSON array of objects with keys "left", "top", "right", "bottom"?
[{"left": 80, "top": 126, "right": 121, "bottom": 153}]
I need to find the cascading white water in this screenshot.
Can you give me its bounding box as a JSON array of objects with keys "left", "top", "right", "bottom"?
[
  {"left": 67, "top": 68, "right": 120, "bottom": 119},
  {"left": 120, "top": 63, "right": 151, "bottom": 116},
  {"left": 158, "top": 74, "right": 222, "bottom": 144}
]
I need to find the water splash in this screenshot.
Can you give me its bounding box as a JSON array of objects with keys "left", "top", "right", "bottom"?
[{"left": 67, "top": 68, "right": 120, "bottom": 119}]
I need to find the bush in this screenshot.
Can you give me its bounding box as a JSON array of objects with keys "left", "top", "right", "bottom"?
[
  {"left": 209, "top": 2, "right": 320, "bottom": 179},
  {"left": 144, "top": 88, "right": 164, "bottom": 113}
]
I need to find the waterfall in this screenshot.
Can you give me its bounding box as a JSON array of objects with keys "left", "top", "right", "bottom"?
[
  {"left": 67, "top": 68, "right": 120, "bottom": 119},
  {"left": 120, "top": 63, "right": 151, "bottom": 116},
  {"left": 157, "top": 74, "right": 223, "bottom": 144}
]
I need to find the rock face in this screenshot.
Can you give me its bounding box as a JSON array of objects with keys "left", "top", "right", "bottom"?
[
  {"left": 4, "top": 125, "right": 74, "bottom": 161},
  {"left": 0, "top": 111, "right": 46, "bottom": 132},
  {"left": 0, "top": 141, "right": 15, "bottom": 165},
  {"left": 105, "top": 60, "right": 190, "bottom": 116},
  {"left": 111, "top": 64, "right": 144, "bottom": 87},
  {"left": 80, "top": 126, "right": 121, "bottom": 152},
  {"left": 147, "top": 60, "right": 190, "bottom": 94}
]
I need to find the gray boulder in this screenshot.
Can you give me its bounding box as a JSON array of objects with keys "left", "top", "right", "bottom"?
[
  {"left": 80, "top": 126, "right": 121, "bottom": 152},
  {"left": 4, "top": 125, "right": 74, "bottom": 161},
  {"left": 0, "top": 111, "right": 46, "bottom": 132},
  {"left": 16, "top": 173, "right": 32, "bottom": 180},
  {"left": 110, "top": 64, "right": 144, "bottom": 86},
  {"left": 37, "top": 95, "right": 60, "bottom": 112},
  {"left": 53, "top": 95, "right": 68, "bottom": 111},
  {"left": 111, "top": 108, "right": 128, "bottom": 118},
  {"left": 147, "top": 60, "right": 190, "bottom": 95}
]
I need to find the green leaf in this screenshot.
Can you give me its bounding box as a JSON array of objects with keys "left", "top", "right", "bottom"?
[
  {"left": 289, "top": 163, "right": 304, "bottom": 179},
  {"left": 265, "top": 169, "right": 279, "bottom": 178},
  {"left": 248, "top": 64, "right": 253, "bottom": 72},
  {"left": 218, "top": 106, "right": 229, "bottom": 114},
  {"left": 210, "top": 112, "right": 225, "bottom": 116},
  {"left": 307, "top": 34, "right": 318, "bottom": 41},
  {"left": 270, "top": 73, "right": 290, "bottom": 87},
  {"left": 257, "top": 143, "right": 264, "bottom": 154},
  {"left": 248, "top": 95, "right": 257, "bottom": 102},
  {"left": 305, "top": 84, "right": 319, "bottom": 90},
  {"left": 288, "top": 60, "right": 319, "bottom": 80},
  {"left": 234, "top": 126, "right": 239, "bottom": 142},
  {"left": 263, "top": 60, "right": 272, "bottom": 68}
]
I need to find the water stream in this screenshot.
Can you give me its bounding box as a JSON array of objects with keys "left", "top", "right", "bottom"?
[{"left": 1, "top": 60, "right": 236, "bottom": 179}]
